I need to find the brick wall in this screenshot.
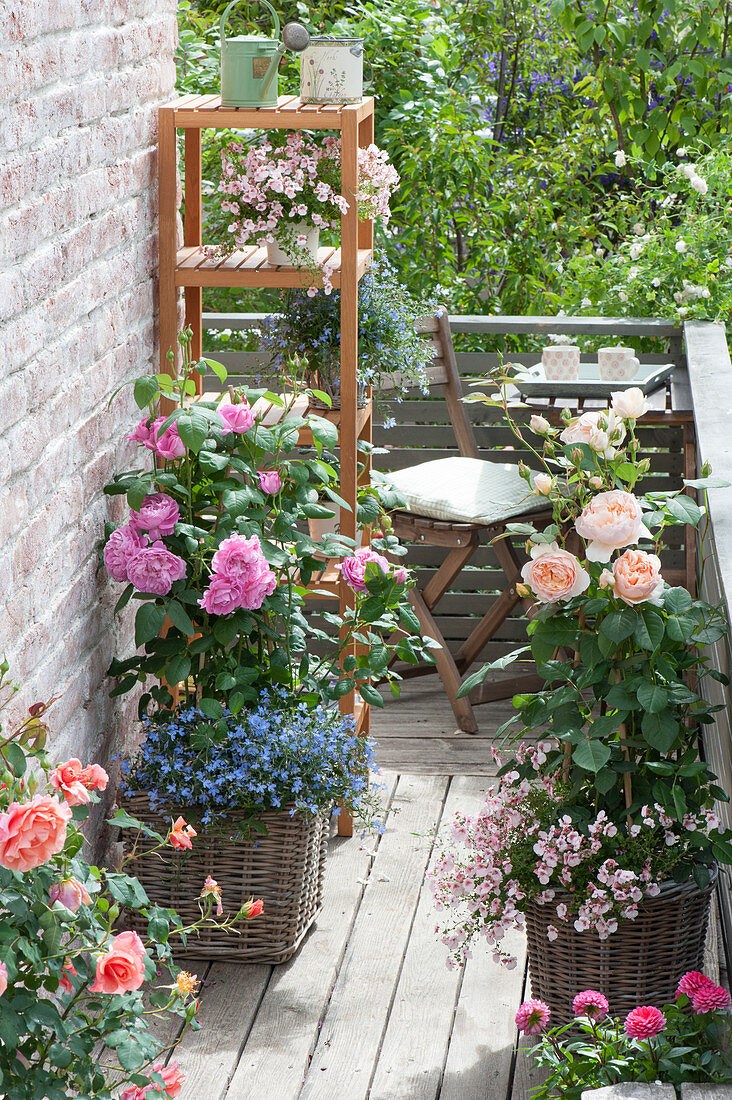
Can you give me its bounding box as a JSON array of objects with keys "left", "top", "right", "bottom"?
[{"left": 0, "top": 0, "right": 178, "bottom": 772}]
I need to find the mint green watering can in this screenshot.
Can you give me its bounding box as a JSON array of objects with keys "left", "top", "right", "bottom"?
[{"left": 219, "top": 0, "right": 310, "bottom": 109}]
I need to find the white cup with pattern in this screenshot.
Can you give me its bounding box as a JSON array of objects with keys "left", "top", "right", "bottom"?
[
  {"left": 541, "top": 344, "right": 580, "bottom": 381},
  {"left": 598, "top": 346, "right": 640, "bottom": 381}
]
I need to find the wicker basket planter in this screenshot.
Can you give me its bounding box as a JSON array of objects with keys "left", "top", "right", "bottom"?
[
  {"left": 526, "top": 873, "right": 716, "bottom": 1025},
  {"left": 121, "top": 793, "right": 329, "bottom": 963}
]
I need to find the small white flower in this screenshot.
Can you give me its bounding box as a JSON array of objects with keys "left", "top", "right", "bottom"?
[
  {"left": 633, "top": 222, "right": 644, "bottom": 236},
  {"left": 629, "top": 242, "right": 644, "bottom": 260},
  {"left": 690, "top": 174, "right": 708, "bottom": 195},
  {"left": 651, "top": 276, "right": 661, "bottom": 286},
  {"left": 614, "top": 149, "right": 627, "bottom": 167},
  {"left": 677, "top": 146, "right": 688, "bottom": 156},
  {"left": 675, "top": 239, "right": 687, "bottom": 253},
  {"left": 581, "top": 297, "right": 592, "bottom": 308},
  {"left": 660, "top": 194, "right": 674, "bottom": 209},
  {"left": 595, "top": 247, "right": 605, "bottom": 258},
  {"left": 619, "top": 290, "right": 628, "bottom": 302},
  {"left": 628, "top": 266, "right": 639, "bottom": 280},
  {"left": 681, "top": 163, "right": 696, "bottom": 179},
  {"left": 677, "top": 306, "right": 689, "bottom": 317}
]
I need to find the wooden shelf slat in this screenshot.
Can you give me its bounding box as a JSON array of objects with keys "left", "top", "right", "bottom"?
[
  {"left": 175, "top": 245, "right": 372, "bottom": 289},
  {"left": 165, "top": 94, "right": 375, "bottom": 132}
]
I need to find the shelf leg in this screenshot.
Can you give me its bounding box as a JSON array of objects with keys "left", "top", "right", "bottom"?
[
  {"left": 184, "top": 128, "right": 203, "bottom": 396},
  {"left": 158, "top": 106, "right": 178, "bottom": 414}
]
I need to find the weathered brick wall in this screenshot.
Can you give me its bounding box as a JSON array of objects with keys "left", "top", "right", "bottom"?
[{"left": 0, "top": 0, "right": 178, "bottom": 769}]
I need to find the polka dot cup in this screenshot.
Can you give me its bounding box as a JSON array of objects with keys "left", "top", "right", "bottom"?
[
  {"left": 598, "top": 346, "right": 640, "bottom": 381},
  {"left": 541, "top": 345, "right": 580, "bottom": 381}
]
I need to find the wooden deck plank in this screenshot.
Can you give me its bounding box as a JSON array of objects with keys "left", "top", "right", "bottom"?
[
  {"left": 299, "top": 774, "right": 451, "bottom": 1100},
  {"left": 216, "top": 773, "right": 399, "bottom": 1100},
  {"left": 509, "top": 970, "right": 550, "bottom": 1100},
  {"left": 368, "top": 775, "right": 491, "bottom": 1100}
]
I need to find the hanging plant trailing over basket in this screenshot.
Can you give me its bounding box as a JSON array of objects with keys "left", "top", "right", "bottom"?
[{"left": 431, "top": 385, "right": 732, "bottom": 1019}]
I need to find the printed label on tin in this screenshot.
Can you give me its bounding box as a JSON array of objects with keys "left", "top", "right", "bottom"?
[{"left": 252, "top": 57, "right": 270, "bottom": 78}]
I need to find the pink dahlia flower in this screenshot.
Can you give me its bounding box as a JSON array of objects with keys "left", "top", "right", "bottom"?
[
  {"left": 692, "top": 983, "right": 731, "bottom": 1014},
  {"left": 103, "top": 524, "right": 147, "bottom": 582},
  {"left": 515, "top": 998, "right": 551, "bottom": 1035},
  {"left": 129, "top": 493, "right": 180, "bottom": 540},
  {"left": 676, "top": 970, "right": 714, "bottom": 1001},
  {"left": 126, "top": 542, "right": 186, "bottom": 596},
  {"left": 624, "top": 1005, "right": 666, "bottom": 1039},
  {"left": 572, "top": 990, "right": 609, "bottom": 1021},
  {"left": 338, "top": 547, "right": 390, "bottom": 593},
  {"left": 218, "top": 400, "right": 255, "bottom": 435}
]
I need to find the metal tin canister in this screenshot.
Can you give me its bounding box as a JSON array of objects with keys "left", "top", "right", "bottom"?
[{"left": 300, "top": 37, "right": 365, "bottom": 104}]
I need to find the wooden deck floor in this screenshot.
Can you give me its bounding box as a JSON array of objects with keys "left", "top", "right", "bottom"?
[{"left": 169, "top": 677, "right": 542, "bottom": 1100}]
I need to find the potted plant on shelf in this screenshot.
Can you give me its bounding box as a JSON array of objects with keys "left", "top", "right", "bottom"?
[
  {"left": 259, "top": 257, "right": 437, "bottom": 408},
  {"left": 208, "top": 131, "right": 399, "bottom": 292},
  {"left": 0, "top": 662, "right": 259, "bottom": 1098},
  {"left": 102, "top": 331, "right": 433, "bottom": 959},
  {"left": 430, "top": 388, "right": 732, "bottom": 1023}
]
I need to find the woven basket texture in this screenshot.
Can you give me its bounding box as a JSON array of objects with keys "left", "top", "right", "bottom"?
[
  {"left": 122, "top": 794, "right": 329, "bottom": 964},
  {"left": 526, "top": 874, "right": 715, "bottom": 1025}
]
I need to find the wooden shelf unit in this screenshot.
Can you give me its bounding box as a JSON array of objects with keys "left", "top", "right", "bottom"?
[{"left": 158, "top": 93, "right": 376, "bottom": 837}]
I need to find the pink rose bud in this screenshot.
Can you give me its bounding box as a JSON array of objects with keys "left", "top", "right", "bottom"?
[
  {"left": 598, "top": 569, "right": 615, "bottom": 589},
  {"left": 589, "top": 476, "right": 603, "bottom": 489},
  {"left": 257, "top": 469, "right": 282, "bottom": 494},
  {"left": 392, "top": 566, "right": 408, "bottom": 584},
  {"left": 0, "top": 961, "right": 7, "bottom": 996},
  {"left": 50, "top": 876, "right": 92, "bottom": 911},
  {"left": 529, "top": 414, "right": 551, "bottom": 436},
  {"left": 218, "top": 400, "right": 255, "bottom": 435},
  {"left": 533, "top": 473, "right": 553, "bottom": 496}
]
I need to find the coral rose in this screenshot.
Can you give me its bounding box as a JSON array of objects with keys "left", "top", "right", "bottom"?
[
  {"left": 129, "top": 493, "right": 180, "bottom": 540},
  {"left": 515, "top": 998, "right": 551, "bottom": 1035},
  {"left": 126, "top": 541, "right": 187, "bottom": 596},
  {"left": 218, "top": 400, "right": 255, "bottom": 435},
  {"left": 0, "top": 795, "right": 72, "bottom": 871},
  {"left": 572, "top": 989, "right": 609, "bottom": 1021},
  {"left": 612, "top": 548, "right": 664, "bottom": 605},
  {"left": 257, "top": 469, "right": 282, "bottom": 494},
  {"left": 692, "top": 983, "right": 731, "bottom": 1014},
  {"left": 169, "top": 816, "right": 197, "bottom": 851},
  {"left": 574, "top": 490, "right": 651, "bottom": 562},
  {"left": 243, "top": 897, "right": 264, "bottom": 918},
  {"left": 121, "top": 1061, "right": 185, "bottom": 1100},
  {"left": 521, "top": 543, "right": 590, "bottom": 604},
  {"left": 49, "top": 875, "right": 92, "bottom": 911},
  {"left": 675, "top": 970, "right": 714, "bottom": 1001},
  {"left": 0, "top": 961, "right": 7, "bottom": 996},
  {"left": 338, "top": 547, "right": 390, "bottom": 593},
  {"left": 59, "top": 958, "right": 77, "bottom": 994},
  {"left": 49, "top": 758, "right": 108, "bottom": 806},
  {"left": 611, "top": 387, "right": 649, "bottom": 421},
  {"left": 624, "top": 1005, "right": 666, "bottom": 1039},
  {"left": 103, "top": 524, "right": 147, "bottom": 583},
  {"left": 90, "top": 930, "right": 148, "bottom": 995}
]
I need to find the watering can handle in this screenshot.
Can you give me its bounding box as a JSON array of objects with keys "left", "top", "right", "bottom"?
[{"left": 219, "top": 0, "right": 281, "bottom": 48}]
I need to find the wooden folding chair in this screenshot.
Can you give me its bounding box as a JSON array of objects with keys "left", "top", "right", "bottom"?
[{"left": 384, "top": 310, "right": 552, "bottom": 734}]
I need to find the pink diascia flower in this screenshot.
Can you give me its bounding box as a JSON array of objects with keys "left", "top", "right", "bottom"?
[
  {"left": 338, "top": 547, "right": 390, "bottom": 593},
  {"left": 612, "top": 548, "right": 664, "bottom": 606},
  {"left": 515, "top": 999, "right": 551, "bottom": 1035},
  {"left": 120, "top": 1061, "right": 185, "bottom": 1100},
  {"left": 575, "top": 490, "right": 651, "bottom": 562},
  {"left": 50, "top": 876, "right": 92, "bottom": 911},
  {"left": 49, "top": 758, "right": 109, "bottom": 807},
  {"left": 573, "top": 990, "right": 609, "bottom": 1020},
  {"left": 0, "top": 961, "right": 7, "bottom": 996},
  {"left": 103, "top": 524, "right": 147, "bottom": 583},
  {"left": 89, "top": 930, "right": 148, "bottom": 995},
  {"left": 218, "top": 400, "right": 255, "bottom": 435},
  {"left": 624, "top": 1005, "right": 667, "bottom": 1039},
  {"left": 676, "top": 970, "right": 715, "bottom": 1001},
  {"left": 692, "top": 983, "right": 731, "bottom": 1014},
  {"left": 0, "top": 795, "right": 73, "bottom": 872},
  {"left": 257, "top": 469, "right": 282, "bottom": 494},
  {"left": 521, "top": 543, "right": 590, "bottom": 604},
  {"left": 129, "top": 493, "right": 180, "bottom": 540},
  {"left": 126, "top": 541, "right": 187, "bottom": 596}
]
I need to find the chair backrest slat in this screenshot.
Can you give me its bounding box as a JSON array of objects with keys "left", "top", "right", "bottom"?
[{"left": 413, "top": 309, "right": 480, "bottom": 461}]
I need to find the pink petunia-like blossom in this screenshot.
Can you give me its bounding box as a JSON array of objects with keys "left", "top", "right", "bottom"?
[
  {"left": 692, "top": 983, "right": 731, "bottom": 1014},
  {"left": 624, "top": 1005, "right": 666, "bottom": 1039},
  {"left": 147, "top": 417, "right": 186, "bottom": 461},
  {"left": 103, "top": 524, "right": 147, "bottom": 583},
  {"left": 338, "top": 547, "right": 390, "bottom": 593},
  {"left": 573, "top": 990, "right": 609, "bottom": 1021},
  {"left": 676, "top": 970, "right": 715, "bottom": 1001},
  {"left": 515, "top": 999, "right": 551, "bottom": 1035},
  {"left": 126, "top": 541, "right": 187, "bottom": 596},
  {"left": 218, "top": 400, "right": 255, "bottom": 435},
  {"left": 129, "top": 493, "right": 180, "bottom": 540}
]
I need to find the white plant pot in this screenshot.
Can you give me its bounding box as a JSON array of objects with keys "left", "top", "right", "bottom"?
[
  {"left": 308, "top": 509, "right": 364, "bottom": 558},
  {"left": 266, "top": 222, "right": 320, "bottom": 266}
]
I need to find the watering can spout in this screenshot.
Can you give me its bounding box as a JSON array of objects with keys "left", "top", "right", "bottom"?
[{"left": 259, "top": 42, "right": 286, "bottom": 99}]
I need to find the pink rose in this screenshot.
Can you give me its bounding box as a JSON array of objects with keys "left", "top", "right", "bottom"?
[
  {"left": 0, "top": 795, "right": 73, "bottom": 871},
  {"left": 612, "top": 548, "right": 664, "bottom": 605},
  {"left": 81, "top": 763, "right": 109, "bottom": 791},
  {"left": 218, "top": 400, "right": 255, "bottom": 435},
  {"left": 560, "top": 409, "right": 625, "bottom": 458},
  {"left": 121, "top": 1061, "right": 185, "bottom": 1100},
  {"left": 257, "top": 469, "right": 282, "bottom": 494},
  {"left": 199, "top": 575, "right": 247, "bottom": 616},
  {"left": 572, "top": 990, "right": 609, "bottom": 1021},
  {"left": 128, "top": 417, "right": 154, "bottom": 446},
  {"left": 49, "top": 758, "right": 108, "bottom": 806},
  {"left": 129, "top": 493, "right": 180, "bottom": 540},
  {"left": 521, "top": 543, "right": 590, "bottom": 603},
  {"left": 624, "top": 1005, "right": 666, "bottom": 1039},
  {"left": 338, "top": 547, "right": 390, "bottom": 593},
  {"left": 59, "top": 957, "right": 77, "bottom": 994},
  {"left": 203, "top": 534, "right": 277, "bottom": 613},
  {"left": 676, "top": 970, "right": 714, "bottom": 1001},
  {"left": 103, "top": 524, "right": 147, "bottom": 583},
  {"left": 574, "top": 490, "right": 651, "bottom": 562},
  {"left": 692, "top": 983, "right": 731, "bottom": 1014},
  {"left": 515, "top": 998, "right": 551, "bottom": 1035},
  {"left": 211, "top": 533, "right": 265, "bottom": 579},
  {"left": 89, "top": 930, "right": 147, "bottom": 995},
  {"left": 49, "top": 875, "right": 92, "bottom": 911},
  {"left": 147, "top": 417, "right": 186, "bottom": 460},
  {"left": 0, "top": 961, "right": 7, "bottom": 996},
  {"left": 392, "top": 565, "right": 408, "bottom": 584},
  {"left": 126, "top": 541, "right": 187, "bottom": 596}
]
